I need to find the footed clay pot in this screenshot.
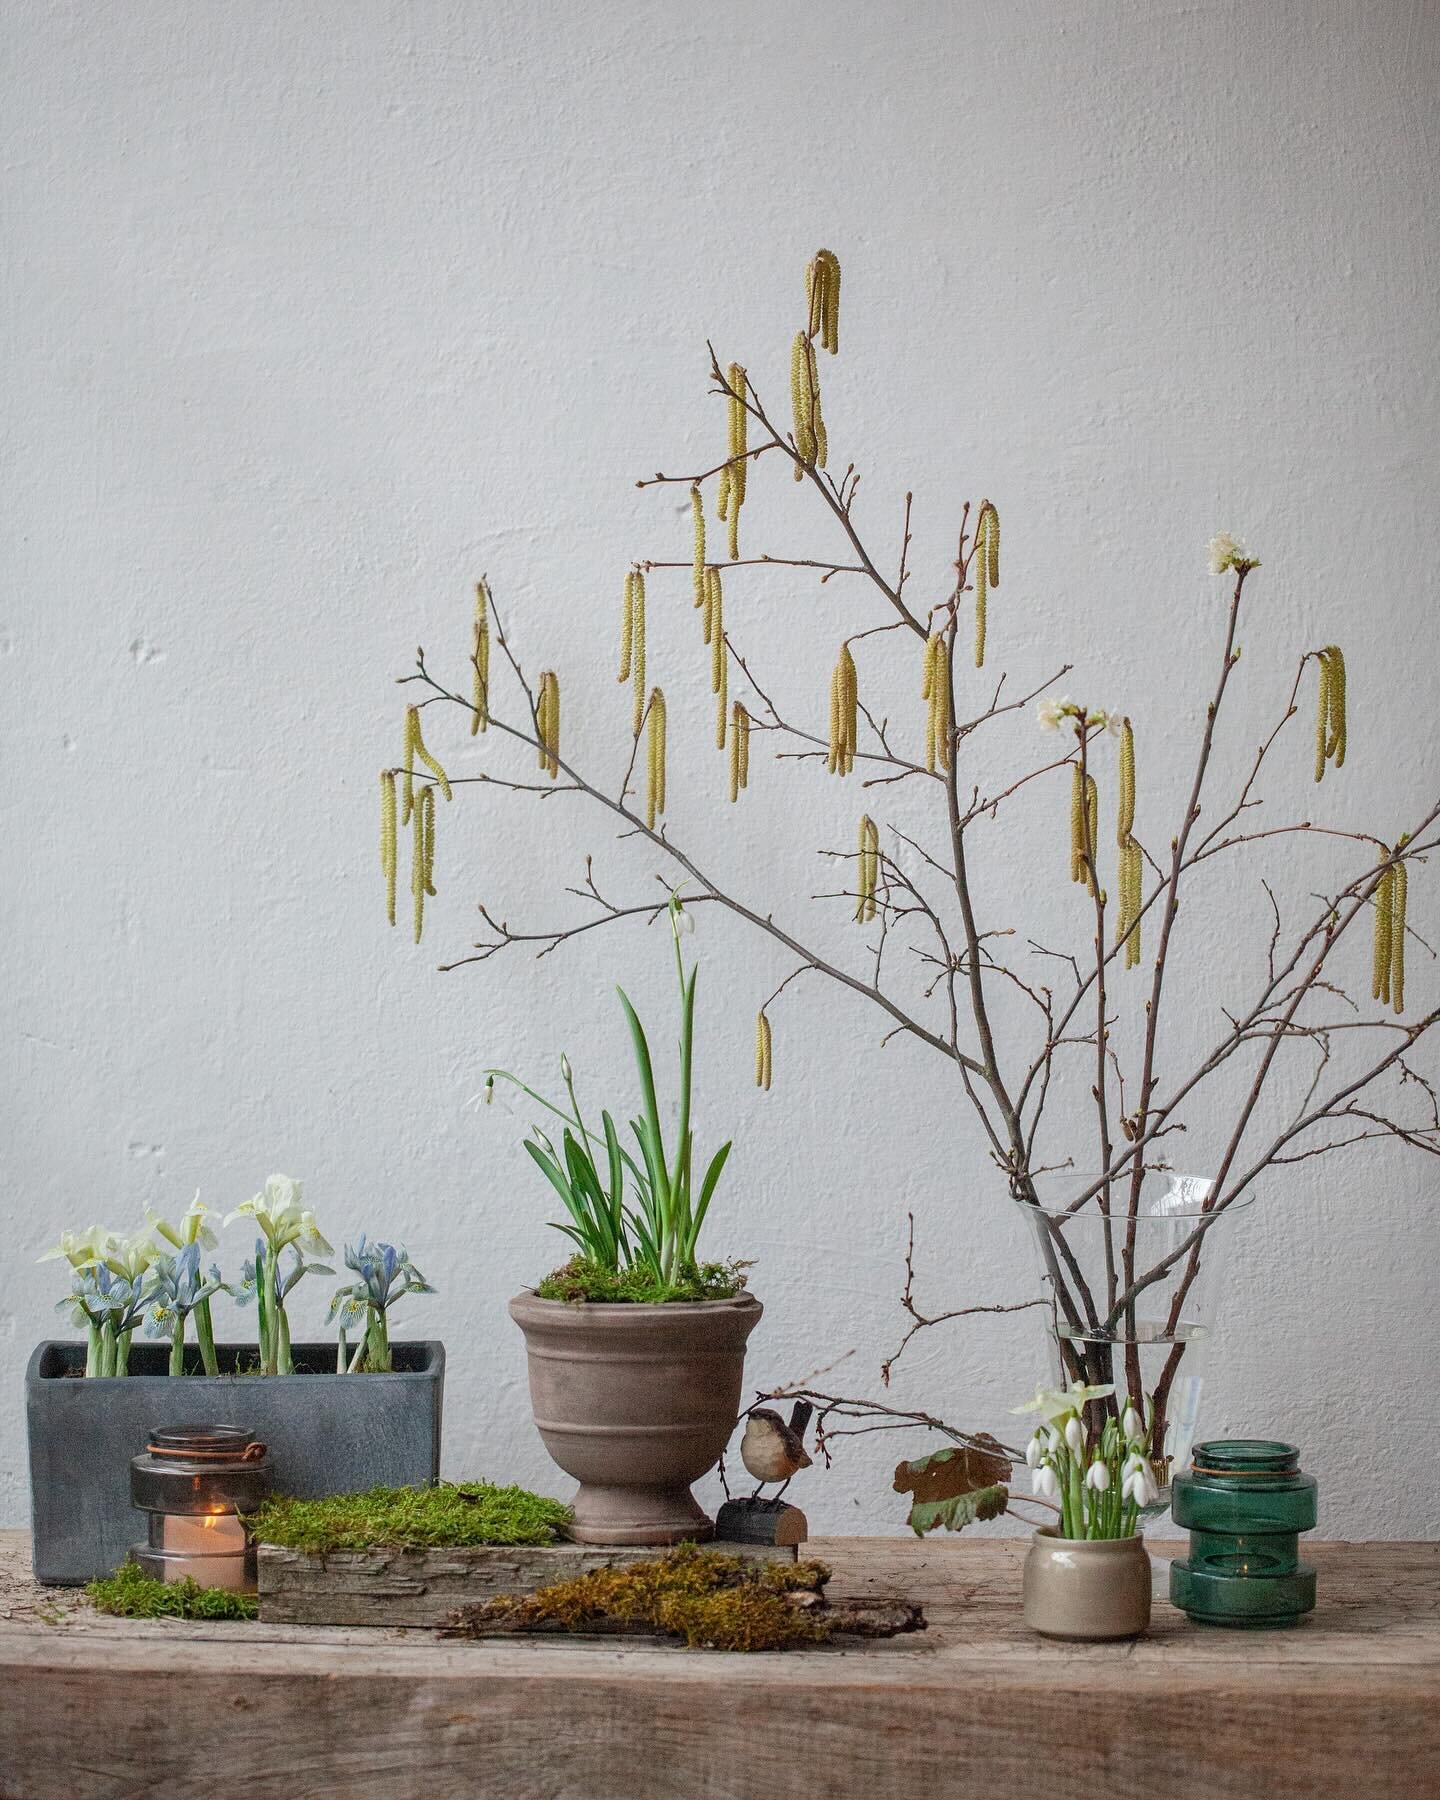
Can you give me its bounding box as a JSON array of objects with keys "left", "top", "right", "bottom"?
[
  {"left": 1023, "top": 1525, "right": 1152, "bottom": 1640},
  {"left": 509, "top": 1290, "right": 762, "bottom": 1545}
]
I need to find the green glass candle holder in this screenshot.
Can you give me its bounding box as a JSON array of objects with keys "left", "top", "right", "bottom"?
[{"left": 1169, "top": 1439, "right": 1317, "bottom": 1628}]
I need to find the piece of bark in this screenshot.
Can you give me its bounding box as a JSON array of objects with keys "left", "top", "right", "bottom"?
[
  {"left": 441, "top": 1592, "right": 926, "bottom": 1645},
  {"left": 258, "top": 1538, "right": 795, "bottom": 1628}
]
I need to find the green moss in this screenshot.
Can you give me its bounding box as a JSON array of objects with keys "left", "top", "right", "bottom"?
[
  {"left": 85, "top": 1562, "right": 259, "bottom": 1621},
  {"left": 245, "top": 1481, "right": 571, "bottom": 1552},
  {"left": 534, "top": 1256, "right": 750, "bottom": 1304},
  {"left": 451, "top": 1543, "right": 836, "bottom": 1652}
]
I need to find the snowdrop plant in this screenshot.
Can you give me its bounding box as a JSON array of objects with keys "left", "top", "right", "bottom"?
[{"left": 1014, "top": 1382, "right": 1158, "bottom": 1539}]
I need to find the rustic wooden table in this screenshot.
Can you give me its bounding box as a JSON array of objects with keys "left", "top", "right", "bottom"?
[{"left": 1, "top": 1529, "right": 1435, "bottom": 1799}]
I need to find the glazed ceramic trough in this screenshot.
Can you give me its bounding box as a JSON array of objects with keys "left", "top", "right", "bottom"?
[
  {"left": 509, "top": 1290, "right": 761, "bottom": 1545},
  {"left": 26, "top": 1339, "right": 445, "bottom": 1583},
  {"left": 1022, "top": 1525, "right": 1152, "bottom": 1640}
]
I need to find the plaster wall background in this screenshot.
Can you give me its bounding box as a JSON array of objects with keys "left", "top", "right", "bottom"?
[{"left": 4, "top": 0, "right": 1438, "bottom": 1535}]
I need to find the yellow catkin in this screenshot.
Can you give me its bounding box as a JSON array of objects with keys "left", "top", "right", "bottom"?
[
  {"left": 620, "top": 571, "right": 635, "bottom": 682},
  {"left": 755, "top": 1011, "right": 773, "bottom": 1090},
  {"left": 921, "top": 633, "right": 951, "bottom": 772},
  {"left": 411, "top": 783, "right": 436, "bottom": 944},
  {"left": 536, "top": 671, "right": 560, "bottom": 776},
  {"left": 1071, "top": 766, "right": 1098, "bottom": 892},
  {"left": 406, "top": 705, "right": 451, "bottom": 803},
  {"left": 1391, "top": 857, "right": 1407, "bottom": 1013},
  {"left": 1313, "top": 652, "right": 1331, "bottom": 783},
  {"left": 790, "top": 334, "right": 813, "bottom": 475},
  {"left": 828, "top": 644, "right": 858, "bottom": 775},
  {"left": 1325, "top": 644, "right": 1346, "bottom": 770},
  {"left": 1314, "top": 645, "right": 1347, "bottom": 782},
  {"left": 705, "top": 571, "right": 727, "bottom": 747},
  {"left": 855, "top": 814, "right": 880, "bottom": 923},
  {"left": 1117, "top": 721, "right": 1134, "bottom": 842},
  {"left": 422, "top": 783, "right": 437, "bottom": 897},
  {"left": 618, "top": 569, "right": 646, "bottom": 736},
  {"left": 790, "top": 333, "right": 827, "bottom": 479},
  {"left": 380, "top": 769, "right": 398, "bottom": 927},
  {"left": 972, "top": 503, "right": 999, "bottom": 669},
  {"left": 1329, "top": 647, "right": 1347, "bottom": 768},
  {"left": 646, "top": 688, "right": 667, "bottom": 829},
  {"left": 717, "top": 364, "right": 748, "bottom": 560},
  {"left": 706, "top": 572, "right": 722, "bottom": 664},
  {"left": 714, "top": 652, "right": 727, "bottom": 749},
  {"left": 806, "top": 249, "right": 841, "bottom": 354},
  {"left": 1372, "top": 866, "right": 1394, "bottom": 1004},
  {"left": 691, "top": 487, "right": 706, "bottom": 608},
  {"left": 973, "top": 553, "right": 987, "bottom": 667},
  {"left": 1115, "top": 719, "right": 1141, "bottom": 965},
  {"left": 729, "top": 702, "right": 751, "bottom": 802},
  {"left": 471, "top": 581, "right": 491, "bottom": 734},
  {"left": 401, "top": 708, "right": 416, "bottom": 824}
]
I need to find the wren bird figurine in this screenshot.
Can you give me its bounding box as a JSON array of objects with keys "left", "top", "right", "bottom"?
[{"left": 740, "top": 1400, "right": 814, "bottom": 1503}]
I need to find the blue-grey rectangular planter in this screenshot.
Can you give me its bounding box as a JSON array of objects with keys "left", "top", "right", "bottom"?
[{"left": 25, "top": 1339, "right": 445, "bottom": 1584}]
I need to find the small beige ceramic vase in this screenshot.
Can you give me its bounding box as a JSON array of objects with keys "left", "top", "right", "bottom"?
[{"left": 1023, "top": 1525, "right": 1152, "bottom": 1640}]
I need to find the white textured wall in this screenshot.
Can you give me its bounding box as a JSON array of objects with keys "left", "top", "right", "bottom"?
[{"left": 4, "top": 1, "right": 1438, "bottom": 1538}]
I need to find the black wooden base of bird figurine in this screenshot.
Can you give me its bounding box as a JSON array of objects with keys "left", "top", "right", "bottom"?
[{"left": 714, "top": 1497, "right": 810, "bottom": 1547}]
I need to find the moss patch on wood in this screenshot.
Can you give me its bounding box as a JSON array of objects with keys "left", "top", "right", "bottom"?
[
  {"left": 447, "top": 1543, "right": 838, "bottom": 1651},
  {"left": 245, "top": 1481, "right": 572, "bottom": 1552},
  {"left": 534, "top": 1256, "right": 750, "bottom": 1304},
  {"left": 85, "top": 1562, "right": 259, "bottom": 1621}
]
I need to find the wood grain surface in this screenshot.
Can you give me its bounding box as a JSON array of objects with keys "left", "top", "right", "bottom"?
[{"left": 1, "top": 1531, "right": 1435, "bottom": 1800}]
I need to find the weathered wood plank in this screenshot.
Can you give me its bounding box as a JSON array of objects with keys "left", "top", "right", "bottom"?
[
  {"left": 2, "top": 1532, "right": 1437, "bottom": 1800},
  {"left": 257, "top": 1538, "right": 798, "bottom": 1627}
]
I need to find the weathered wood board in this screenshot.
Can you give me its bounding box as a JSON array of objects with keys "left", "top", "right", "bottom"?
[
  {"left": 258, "top": 1536, "right": 798, "bottom": 1627},
  {"left": 3, "top": 1533, "right": 1438, "bottom": 1800}
]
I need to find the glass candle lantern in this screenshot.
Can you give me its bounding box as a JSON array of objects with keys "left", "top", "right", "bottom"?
[
  {"left": 1168, "top": 1439, "right": 1317, "bottom": 1628},
  {"left": 129, "top": 1425, "right": 272, "bottom": 1593}
]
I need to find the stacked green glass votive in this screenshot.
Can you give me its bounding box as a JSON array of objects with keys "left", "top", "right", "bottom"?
[{"left": 1169, "top": 1439, "right": 1317, "bottom": 1628}]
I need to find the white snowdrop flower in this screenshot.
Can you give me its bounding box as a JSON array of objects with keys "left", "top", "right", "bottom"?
[
  {"left": 1036, "top": 695, "right": 1072, "bottom": 731},
  {"left": 467, "top": 1076, "right": 509, "bottom": 1113},
  {"left": 1207, "top": 532, "right": 1245, "bottom": 575},
  {"left": 1085, "top": 1460, "right": 1110, "bottom": 1492},
  {"left": 1064, "top": 1415, "right": 1086, "bottom": 1455},
  {"left": 1122, "top": 1407, "right": 1144, "bottom": 1443},
  {"left": 1025, "top": 1434, "right": 1045, "bottom": 1469},
  {"left": 560, "top": 1054, "right": 573, "bottom": 1082},
  {"left": 673, "top": 906, "right": 696, "bottom": 936},
  {"left": 1033, "top": 1464, "right": 1061, "bottom": 1500}
]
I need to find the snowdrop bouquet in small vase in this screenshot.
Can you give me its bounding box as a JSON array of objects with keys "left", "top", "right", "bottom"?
[{"left": 1015, "top": 1382, "right": 1156, "bottom": 1640}]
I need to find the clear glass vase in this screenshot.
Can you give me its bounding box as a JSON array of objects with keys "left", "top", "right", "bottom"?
[{"left": 1015, "top": 1172, "right": 1250, "bottom": 1497}]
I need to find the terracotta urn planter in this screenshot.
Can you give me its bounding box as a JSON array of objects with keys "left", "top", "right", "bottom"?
[
  {"left": 509, "top": 1290, "right": 762, "bottom": 1545},
  {"left": 1022, "top": 1525, "right": 1152, "bottom": 1640}
]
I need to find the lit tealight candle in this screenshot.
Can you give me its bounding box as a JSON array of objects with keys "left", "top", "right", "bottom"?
[{"left": 128, "top": 1425, "right": 273, "bottom": 1594}]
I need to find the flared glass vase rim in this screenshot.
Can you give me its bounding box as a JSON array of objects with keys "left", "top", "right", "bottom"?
[{"left": 1013, "top": 1178, "right": 1257, "bottom": 1222}]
